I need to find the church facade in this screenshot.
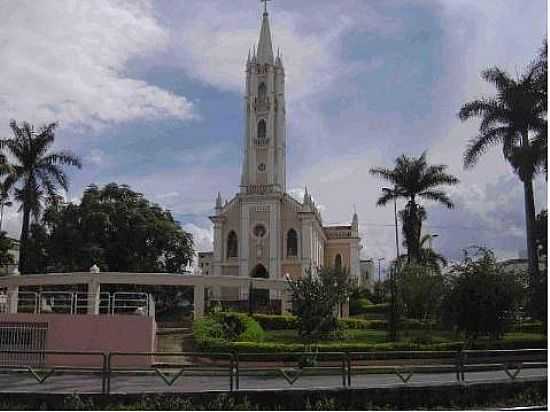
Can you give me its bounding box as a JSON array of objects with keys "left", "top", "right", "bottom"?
[{"left": 202, "top": 8, "right": 362, "bottom": 300}]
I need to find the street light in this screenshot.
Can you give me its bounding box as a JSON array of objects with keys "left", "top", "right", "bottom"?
[{"left": 382, "top": 186, "right": 399, "bottom": 341}]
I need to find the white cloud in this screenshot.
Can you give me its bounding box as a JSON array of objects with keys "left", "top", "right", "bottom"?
[
  {"left": 0, "top": 0, "right": 196, "bottom": 132},
  {"left": 164, "top": 0, "right": 380, "bottom": 102},
  {"left": 183, "top": 223, "right": 213, "bottom": 255}
]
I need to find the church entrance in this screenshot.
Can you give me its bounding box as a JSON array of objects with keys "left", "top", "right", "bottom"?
[
  {"left": 248, "top": 264, "right": 273, "bottom": 313},
  {"left": 250, "top": 264, "right": 269, "bottom": 279}
]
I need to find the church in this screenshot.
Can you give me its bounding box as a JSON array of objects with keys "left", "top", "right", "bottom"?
[{"left": 199, "top": 6, "right": 362, "bottom": 302}]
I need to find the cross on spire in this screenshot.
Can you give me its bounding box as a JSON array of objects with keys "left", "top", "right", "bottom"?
[{"left": 261, "top": 0, "right": 271, "bottom": 15}]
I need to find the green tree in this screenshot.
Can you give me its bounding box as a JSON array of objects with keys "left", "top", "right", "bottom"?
[
  {"left": 370, "top": 152, "right": 459, "bottom": 263},
  {"left": 458, "top": 51, "right": 547, "bottom": 305},
  {"left": 0, "top": 121, "right": 81, "bottom": 273},
  {"left": 396, "top": 263, "right": 445, "bottom": 321},
  {"left": 43, "top": 183, "right": 194, "bottom": 273},
  {"left": 441, "top": 247, "right": 523, "bottom": 342},
  {"left": 0, "top": 231, "right": 15, "bottom": 266},
  {"left": 286, "top": 267, "right": 353, "bottom": 342}
]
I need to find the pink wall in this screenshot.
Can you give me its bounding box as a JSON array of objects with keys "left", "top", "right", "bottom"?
[{"left": 0, "top": 313, "right": 156, "bottom": 367}]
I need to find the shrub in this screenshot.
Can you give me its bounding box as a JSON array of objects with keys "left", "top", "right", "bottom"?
[
  {"left": 192, "top": 312, "right": 265, "bottom": 351},
  {"left": 361, "top": 303, "right": 390, "bottom": 313},
  {"left": 196, "top": 335, "right": 546, "bottom": 354},
  {"left": 441, "top": 248, "right": 523, "bottom": 340},
  {"left": 252, "top": 314, "right": 298, "bottom": 330}
]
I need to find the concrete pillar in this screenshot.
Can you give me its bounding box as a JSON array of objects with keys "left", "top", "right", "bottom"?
[
  {"left": 7, "top": 286, "right": 18, "bottom": 314},
  {"left": 194, "top": 285, "right": 205, "bottom": 319},
  {"left": 87, "top": 280, "right": 100, "bottom": 315}
]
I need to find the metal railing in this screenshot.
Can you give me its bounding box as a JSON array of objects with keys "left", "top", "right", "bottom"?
[
  {"left": 0, "top": 291, "right": 152, "bottom": 316},
  {"left": 0, "top": 348, "right": 545, "bottom": 394},
  {"left": 0, "top": 322, "right": 48, "bottom": 367}
]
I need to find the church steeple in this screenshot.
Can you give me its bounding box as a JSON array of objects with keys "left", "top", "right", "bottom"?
[
  {"left": 257, "top": 8, "right": 274, "bottom": 64},
  {"left": 241, "top": 3, "right": 286, "bottom": 195}
]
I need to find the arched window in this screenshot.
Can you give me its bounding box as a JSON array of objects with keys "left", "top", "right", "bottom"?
[
  {"left": 335, "top": 254, "right": 342, "bottom": 272},
  {"left": 287, "top": 229, "right": 298, "bottom": 257},
  {"left": 257, "top": 119, "right": 266, "bottom": 139},
  {"left": 258, "top": 82, "right": 267, "bottom": 100},
  {"left": 227, "top": 231, "right": 238, "bottom": 258}
]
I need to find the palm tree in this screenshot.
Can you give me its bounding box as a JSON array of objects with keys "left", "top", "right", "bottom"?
[
  {"left": 458, "top": 58, "right": 547, "bottom": 288},
  {"left": 370, "top": 152, "right": 459, "bottom": 263},
  {"left": 417, "top": 234, "right": 447, "bottom": 273},
  {"left": 0, "top": 184, "right": 13, "bottom": 232},
  {"left": 0, "top": 121, "right": 81, "bottom": 273}
]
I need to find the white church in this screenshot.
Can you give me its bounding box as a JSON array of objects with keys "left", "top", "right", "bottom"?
[{"left": 198, "top": 6, "right": 363, "bottom": 305}]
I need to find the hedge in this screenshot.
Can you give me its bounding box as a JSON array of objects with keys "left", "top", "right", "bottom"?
[
  {"left": 194, "top": 335, "right": 547, "bottom": 354},
  {"left": 252, "top": 314, "right": 388, "bottom": 331},
  {"left": 252, "top": 314, "right": 298, "bottom": 330},
  {"left": 361, "top": 303, "right": 390, "bottom": 313}
]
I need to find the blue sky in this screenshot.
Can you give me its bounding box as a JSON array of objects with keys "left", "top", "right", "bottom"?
[{"left": 0, "top": 0, "right": 547, "bottom": 271}]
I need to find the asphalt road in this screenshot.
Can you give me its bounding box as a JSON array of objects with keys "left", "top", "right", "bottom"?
[{"left": 0, "top": 368, "right": 545, "bottom": 394}]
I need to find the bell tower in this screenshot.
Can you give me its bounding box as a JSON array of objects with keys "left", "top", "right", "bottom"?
[{"left": 240, "top": 6, "right": 286, "bottom": 195}]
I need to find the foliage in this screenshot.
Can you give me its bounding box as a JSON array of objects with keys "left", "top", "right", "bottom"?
[
  {"left": 252, "top": 314, "right": 298, "bottom": 330},
  {"left": 0, "top": 121, "right": 81, "bottom": 273},
  {"left": 458, "top": 44, "right": 547, "bottom": 307},
  {"left": 396, "top": 263, "right": 445, "bottom": 320},
  {"left": 196, "top": 333, "right": 546, "bottom": 354},
  {"left": 441, "top": 247, "right": 524, "bottom": 341},
  {"left": 535, "top": 209, "right": 547, "bottom": 258},
  {"left": 286, "top": 267, "right": 353, "bottom": 342},
  {"left": 193, "top": 312, "right": 265, "bottom": 346},
  {"left": 0, "top": 231, "right": 14, "bottom": 265},
  {"left": 370, "top": 152, "right": 458, "bottom": 263},
  {"left": 31, "top": 183, "right": 194, "bottom": 273}
]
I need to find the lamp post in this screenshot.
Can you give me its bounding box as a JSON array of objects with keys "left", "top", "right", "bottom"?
[{"left": 383, "top": 186, "right": 400, "bottom": 341}]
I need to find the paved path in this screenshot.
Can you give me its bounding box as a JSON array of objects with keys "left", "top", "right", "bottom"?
[{"left": 0, "top": 368, "right": 545, "bottom": 394}]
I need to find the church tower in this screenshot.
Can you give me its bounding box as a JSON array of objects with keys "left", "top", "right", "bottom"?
[{"left": 241, "top": 7, "right": 286, "bottom": 194}]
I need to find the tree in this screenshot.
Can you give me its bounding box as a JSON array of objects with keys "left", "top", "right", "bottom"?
[
  {"left": 535, "top": 209, "right": 547, "bottom": 259},
  {"left": 42, "top": 183, "right": 194, "bottom": 273},
  {"left": 417, "top": 234, "right": 447, "bottom": 273},
  {"left": 396, "top": 263, "right": 445, "bottom": 321},
  {"left": 458, "top": 51, "right": 547, "bottom": 305},
  {"left": 441, "top": 247, "right": 523, "bottom": 342},
  {"left": 370, "top": 152, "right": 459, "bottom": 262},
  {"left": 0, "top": 121, "right": 81, "bottom": 273},
  {"left": 0, "top": 231, "right": 15, "bottom": 266},
  {"left": 286, "top": 267, "right": 353, "bottom": 342}
]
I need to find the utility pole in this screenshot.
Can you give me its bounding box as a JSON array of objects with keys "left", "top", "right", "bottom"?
[{"left": 383, "top": 186, "right": 400, "bottom": 341}]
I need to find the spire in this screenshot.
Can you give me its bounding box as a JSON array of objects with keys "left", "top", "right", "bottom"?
[
  {"left": 216, "top": 192, "right": 223, "bottom": 210},
  {"left": 257, "top": 7, "right": 274, "bottom": 64}
]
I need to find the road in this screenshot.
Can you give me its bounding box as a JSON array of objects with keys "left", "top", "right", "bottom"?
[{"left": 0, "top": 368, "right": 545, "bottom": 394}]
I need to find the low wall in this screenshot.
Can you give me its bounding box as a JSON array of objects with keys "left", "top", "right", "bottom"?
[{"left": 0, "top": 313, "right": 156, "bottom": 367}]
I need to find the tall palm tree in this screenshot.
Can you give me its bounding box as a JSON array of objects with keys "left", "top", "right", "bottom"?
[
  {"left": 417, "top": 234, "right": 447, "bottom": 273},
  {"left": 0, "top": 121, "right": 81, "bottom": 273},
  {"left": 458, "top": 59, "right": 547, "bottom": 288},
  {"left": 370, "top": 152, "right": 459, "bottom": 262}
]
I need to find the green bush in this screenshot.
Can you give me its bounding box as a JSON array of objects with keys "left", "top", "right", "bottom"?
[
  {"left": 193, "top": 312, "right": 265, "bottom": 351},
  {"left": 362, "top": 303, "right": 390, "bottom": 313},
  {"left": 511, "top": 321, "right": 545, "bottom": 334},
  {"left": 252, "top": 314, "right": 387, "bottom": 330},
  {"left": 252, "top": 314, "right": 298, "bottom": 330}
]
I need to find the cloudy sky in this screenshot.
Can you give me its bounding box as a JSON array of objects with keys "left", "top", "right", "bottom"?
[{"left": 0, "top": 0, "right": 547, "bottom": 272}]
